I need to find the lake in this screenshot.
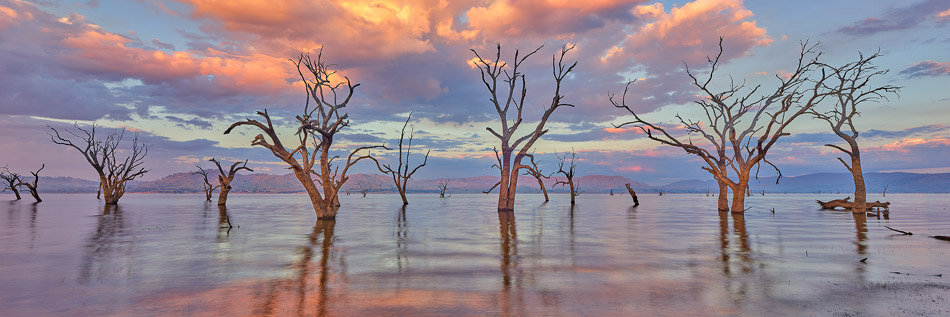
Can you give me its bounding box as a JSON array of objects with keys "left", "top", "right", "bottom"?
[{"left": 1, "top": 193, "right": 948, "bottom": 316}]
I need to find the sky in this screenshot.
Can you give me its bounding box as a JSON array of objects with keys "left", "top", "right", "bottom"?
[{"left": 0, "top": 0, "right": 948, "bottom": 185}]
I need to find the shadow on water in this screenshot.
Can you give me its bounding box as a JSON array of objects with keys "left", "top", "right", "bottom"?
[{"left": 255, "top": 219, "right": 339, "bottom": 316}]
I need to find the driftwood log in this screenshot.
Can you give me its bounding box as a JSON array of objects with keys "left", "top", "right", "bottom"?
[{"left": 817, "top": 196, "right": 890, "bottom": 211}]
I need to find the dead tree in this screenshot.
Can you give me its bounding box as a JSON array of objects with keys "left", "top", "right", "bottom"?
[
  {"left": 1, "top": 167, "right": 23, "bottom": 200},
  {"left": 471, "top": 43, "right": 577, "bottom": 212},
  {"left": 209, "top": 158, "right": 252, "bottom": 206},
  {"left": 817, "top": 196, "right": 890, "bottom": 211},
  {"left": 521, "top": 153, "right": 552, "bottom": 202},
  {"left": 437, "top": 179, "right": 449, "bottom": 198},
  {"left": 16, "top": 164, "right": 44, "bottom": 202},
  {"left": 553, "top": 149, "right": 580, "bottom": 205},
  {"left": 882, "top": 185, "right": 888, "bottom": 197},
  {"left": 808, "top": 52, "right": 900, "bottom": 211},
  {"left": 49, "top": 124, "right": 149, "bottom": 205},
  {"left": 224, "top": 50, "right": 386, "bottom": 219},
  {"left": 612, "top": 38, "right": 832, "bottom": 212},
  {"left": 358, "top": 182, "right": 367, "bottom": 197},
  {"left": 375, "top": 113, "right": 430, "bottom": 205},
  {"left": 193, "top": 165, "right": 220, "bottom": 201},
  {"left": 625, "top": 183, "right": 640, "bottom": 206}
]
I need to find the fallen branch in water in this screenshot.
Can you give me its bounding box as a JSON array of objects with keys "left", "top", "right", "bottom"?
[
  {"left": 884, "top": 226, "right": 913, "bottom": 235},
  {"left": 931, "top": 236, "right": 950, "bottom": 242}
]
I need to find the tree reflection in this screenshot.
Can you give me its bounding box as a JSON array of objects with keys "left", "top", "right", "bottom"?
[
  {"left": 78, "top": 204, "right": 128, "bottom": 285},
  {"left": 217, "top": 205, "right": 232, "bottom": 241},
  {"left": 395, "top": 205, "right": 409, "bottom": 277},
  {"left": 498, "top": 210, "right": 524, "bottom": 316},
  {"left": 255, "top": 219, "right": 338, "bottom": 316},
  {"left": 718, "top": 212, "right": 755, "bottom": 306},
  {"left": 852, "top": 212, "right": 868, "bottom": 275}
]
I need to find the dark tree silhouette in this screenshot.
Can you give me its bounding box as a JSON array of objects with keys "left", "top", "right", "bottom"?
[
  {"left": 437, "top": 179, "right": 449, "bottom": 198},
  {"left": 471, "top": 43, "right": 577, "bottom": 212},
  {"left": 49, "top": 124, "right": 149, "bottom": 205},
  {"left": 809, "top": 52, "right": 900, "bottom": 211},
  {"left": 1, "top": 166, "right": 23, "bottom": 200},
  {"left": 16, "top": 164, "right": 45, "bottom": 202},
  {"left": 193, "top": 164, "right": 220, "bottom": 202},
  {"left": 612, "top": 38, "right": 833, "bottom": 212},
  {"left": 553, "top": 149, "right": 581, "bottom": 205},
  {"left": 225, "top": 50, "right": 386, "bottom": 219},
  {"left": 209, "top": 158, "right": 252, "bottom": 206},
  {"left": 375, "top": 113, "right": 429, "bottom": 205}
]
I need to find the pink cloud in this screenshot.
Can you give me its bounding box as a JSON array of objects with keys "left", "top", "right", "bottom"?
[
  {"left": 464, "top": 0, "right": 644, "bottom": 38},
  {"left": 873, "top": 137, "right": 950, "bottom": 153}
]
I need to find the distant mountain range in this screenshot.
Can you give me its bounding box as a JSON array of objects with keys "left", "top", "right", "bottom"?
[{"left": 18, "top": 172, "right": 950, "bottom": 194}]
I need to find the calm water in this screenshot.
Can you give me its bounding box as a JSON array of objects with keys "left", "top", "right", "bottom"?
[{"left": 1, "top": 193, "right": 948, "bottom": 316}]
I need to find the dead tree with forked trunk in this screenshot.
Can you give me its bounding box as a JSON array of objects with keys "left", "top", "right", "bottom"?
[
  {"left": 612, "top": 38, "right": 833, "bottom": 212},
  {"left": 808, "top": 52, "right": 899, "bottom": 211},
  {"left": 438, "top": 179, "right": 449, "bottom": 198},
  {"left": 553, "top": 149, "right": 580, "bottom": 205},
  {"left": 521, "top": 153, "right": 552, "bottom": 202},
  {"left": 209, "top": 158, "right": 252, "bottom": 206},
  {"left": 49, "top": 124, "right": 149, "bottom": 205},
  {"left": 16, "top": 164, "right": 44, "bottom": 202},
  {"left": 193, "top": 165, "right": 219, "bottom": 201},
  {"left": 1, "top": 167, "right": 23, "bottom": 200},
  {"left": 224, "top": 50, "right": 386, "bottom": 219},
  {"left": 471, "top": 43, "right": 577, "bottom": 212},
  {"left": 374, "top": 113, "right": 430, "bottom": 205}
]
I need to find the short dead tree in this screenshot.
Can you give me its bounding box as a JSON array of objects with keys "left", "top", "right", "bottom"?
[
  {"left": 553, "top": 149, "right": 580, "bottom": 205},
  {"left": 521, "top": 153, "right": 552, "bottom": 202},
  {"left": 358, "top": 182, "right": 368, "bottom": 197},
  {"left": 808, "top": 52, "right": 899, "bottom": 211},
  {"left": 224, "top": 50, "right": 386, "bottom": 219},
  {"left": 437, "top": 179, "right": 449, "bottom": 198},
  {"left": 49, "top": 124, "right": 150, "bottom": 205},
  {"left": 471, "top": 43, "right": 578, "bottom": 212},
  {"left": 16, "top": 164, "right": 45, "bottom": 202},
  {"left": 209, "top": 158, "right": 252, "bottom": 206},
  {"left": 193, "top": 164, "right": 220, "bottom": 202},
  {"left": 1, "top": 167, "right": 23, "bottom": 200},
  {"left": 375, "top": 113, "right": 430, "bottom": 205}
]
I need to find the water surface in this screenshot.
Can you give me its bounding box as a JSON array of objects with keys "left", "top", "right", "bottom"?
[{"left": 1, "top": 193, "right": 948, "bottom": 316}]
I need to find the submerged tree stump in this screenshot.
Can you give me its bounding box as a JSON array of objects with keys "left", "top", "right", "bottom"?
[
  {"left": 817, "top": 196, "right": 890, "bottom": 212},
  {"left": 625, "top": 183, "right": 639, "bottom": 206}
]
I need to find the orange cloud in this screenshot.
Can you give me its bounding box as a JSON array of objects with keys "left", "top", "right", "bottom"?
[
  {"left": 874, "top": 137, "right": 950, "bottom": 153},
  {"left": 0, "top": 4, "right": 33, "bottom": 30},
  {"left": 464, "top": 0, "right": 644, "bottom": 38},
  {"left": 603, "top": 126, "right": 643, "bottom": 134}
]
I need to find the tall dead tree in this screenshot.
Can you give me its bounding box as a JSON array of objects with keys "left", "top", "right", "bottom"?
[
  {"left": 49, "top": 124, "right": 149, "bottom": 205},
  {"left": 209, "top": 158, "right": 252, "bottom": 206},
  {"left": 521, "top": 154, "right": 551, "bottom": 202},
  {"left": 375, "top": 113, "right": 430, "bottom": 205},
  {"left": 225, "top": 50, "right": 386, "bottom": 219},
  {"left": 1, "top": 167, "right": 23, "bottom": 200},
  {"left": 16, "top": 164, "right": 44, "bottom": 202},
  {"left": 554, "top": 149, "right": 580, "bottom": 205},
  {"left": 612, "top": 38, "right": 832, "bottom": 212},
  {"left": 808, "top": 52, "right": 899, "bottom": 211},
  {"left": 471, "top": 43, "right": 577, "bottom": 212},
  {"left": 193, "top": 164, "right": 220, "bottom": 201}
]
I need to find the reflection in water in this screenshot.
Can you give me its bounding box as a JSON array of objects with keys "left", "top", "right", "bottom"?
[
  {"left": 395, "top": 206, "right": 409, "bottom": 277},
  {"left": 217, "top": 205, "right": 232, "bottom": 241},
  {"left": 498, "top": 210, "right": 524, "bottom": 316},
  {"left": 852, "top": 212, "right": 868, "bottom": 275},
  {"left": 79, "top": 204, "right": 128, "bottom": 285},
  {"left": 256, "top": 220, "right": 338, "bottom": 316},
  {"left": 719, "top": 212, "right": 754, "bottom": 306}
]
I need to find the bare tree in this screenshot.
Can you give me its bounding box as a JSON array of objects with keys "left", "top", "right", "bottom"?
[
  {"left": 193, "top": 164, "right": 220, "bottom": 202},
  {"left": 521, "top": 153, "right": 552, "bottom": 202},
  {"left": 49, "top": 124, "right": 149, "bottom": 205},
  {"left": 358, "top": 182, "right": 367, "bottom": 197},
  {"left": 553, "top": 149, "right": 581, "bottom": 205},
  {"left": 612, "top": 38, "right": 832, "bottom": 212},
  {"left": 471, "top": 43, "right": 577, "bottom": 211},
  {"left": 209, "top": 158, "right": 252, "bottom": 206},
  {"left": 1, "top": 166, "right": 23, "bottom": 200},
  {"left": 437, "top": 179, "right": 449, "bottom": 198},
  {"left": 224, "top": 50, "right": 386, "bottom": 219},
  {"left": 808, "top": 52, "right": 899, "bottom": 211},
  {"left": 375, "top": 113, "right": 430, "bottom": 205},
  {"left": 16, "top": 164, "right": 45, "bottom": 202}
]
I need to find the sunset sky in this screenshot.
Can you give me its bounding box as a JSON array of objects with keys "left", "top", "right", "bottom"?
[{"left": 1, "top": 0, "right": 948, "bottom": 185}]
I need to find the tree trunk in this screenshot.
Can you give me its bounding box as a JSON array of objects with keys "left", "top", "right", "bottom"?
[
  {"left": 497, "top": 150, "right": 516, "bottom": 212},
  {"left": 99, "top": 175, "right": 119, "bottom": 205},
  {"left": 537, "top": 178, "right": 549, "bottom": 202},
  {"left": 625, "top": 183, "right": 639, "bottom": 206},
  {"left": 568, "top": 180, "right": 576, "bottom": 205},
  {"left": 10, "top": 187, "right": 21, "bottom": 200},
  {"left": 851, "top": 151, "right": 867, "bottom": 212},
  {"left": 717, "top": 181, "right": 729, "bottom": 212},
  {"left": 399, "top": 190, "right": 408, "bottom": 205},
  {"left": 205, "top": 188, "right": 213, "bottom": 201},
  {"left": 97, "top": 182, "right": 101, "bottom": 200},
  {"left": 28, "top": 187, "right": 40, "bottom": 202},
  {"left": 218, "top": 185, "right": 231, "bottom": 206},
  {"left": 730, "top": 174, "right": 750, "bottom": 213}
]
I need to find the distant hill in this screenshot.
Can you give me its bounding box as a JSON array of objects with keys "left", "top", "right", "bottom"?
[{"left": 20, "top": 172, "right": 950, "bottom": 194}]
